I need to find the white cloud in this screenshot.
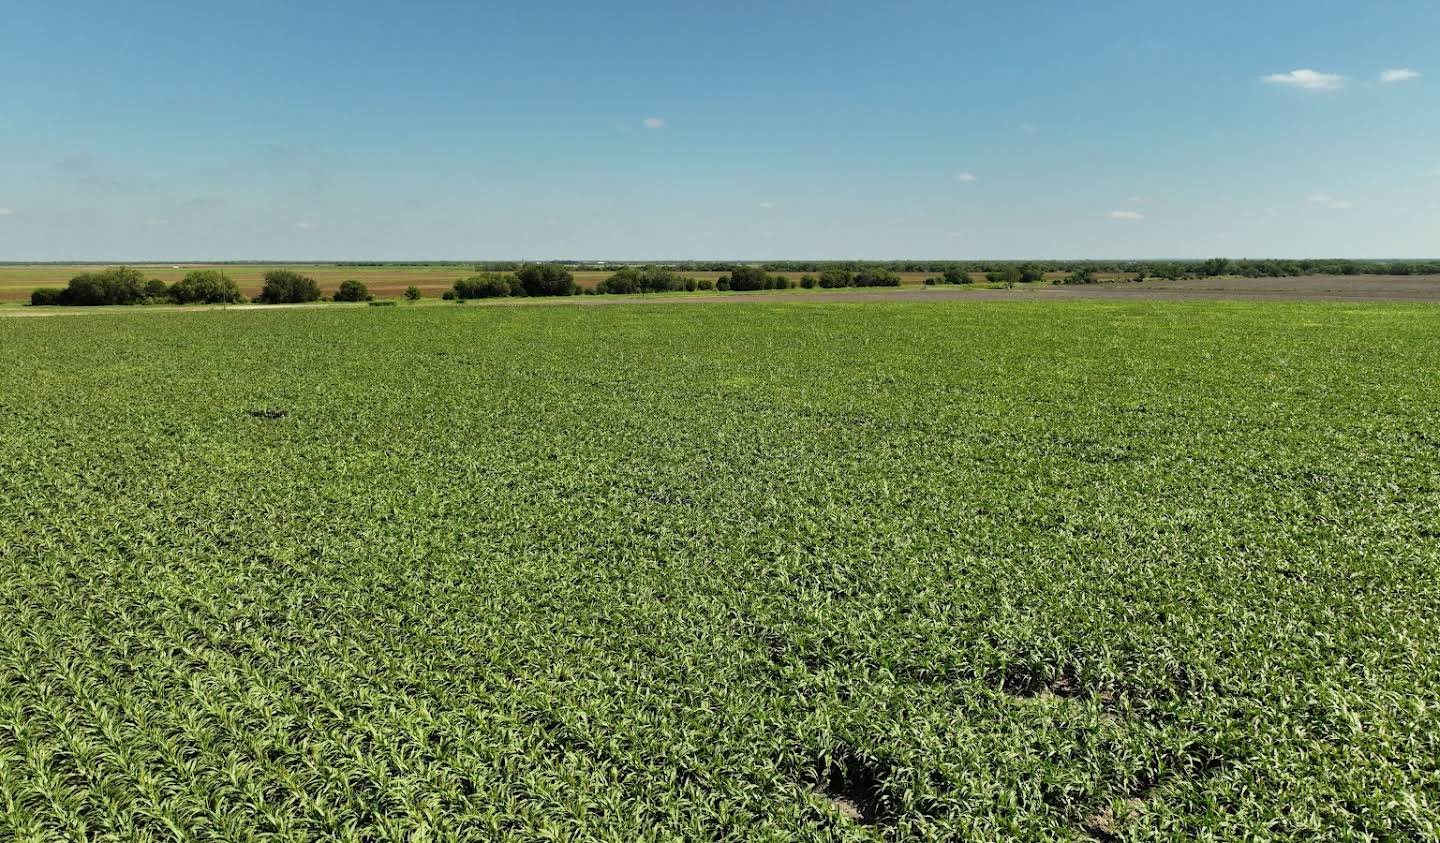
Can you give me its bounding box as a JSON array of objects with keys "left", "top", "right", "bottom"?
[
  {"left": 143, "top": 218, "right": 167, "bottom": 226},
  {"left": 1380, "top": 68, "right": 1421, "bottom": 83},
  {"left": 1126, "top": 195, "right": 1142, "bottom": 203},
  {"left": 757, "top": 201, "right": 775, "bottom": 209},
  {"left": 1307, "top": 194, "right": 1352, "bottom": 209},
  {"left": 642, "top": 116, "right": 665, "bottom": 129},
  {"left": 1109, "top": 210, "right": 1144, "bottom": 220},
  {"left": 295, "top": 221, "right": 313, "bottom": 230},
  {"left": 1019, "top": 122, "right": 1037, "bottom": 134},
  {"left": 0, "top": 207, "right": 13, "bottom": 216},
  {"left": 956, "top": 171, "right": 977, "bottom": 182},
  {"left": 1262, "top": 69, "right": 1345, "bottom": 91}
]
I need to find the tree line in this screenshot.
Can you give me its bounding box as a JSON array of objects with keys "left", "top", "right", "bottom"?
[{"left": 29, "top": 269, "right": 395, "bottom": 307}]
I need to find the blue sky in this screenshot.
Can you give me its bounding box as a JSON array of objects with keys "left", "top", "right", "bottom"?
[{"left": 0, "top": 0, "right": 1436, "bottom": 260}]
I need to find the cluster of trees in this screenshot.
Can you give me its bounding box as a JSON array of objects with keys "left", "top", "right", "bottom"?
[
  {"left": 596, "top": 266, "right": 714, "bottom": 294},
  {"left": 31, "top": 268, "right": 379, "bottom": 307},
  {"left": 445, "top": 264, "right": 580, "bottom": 300},
  {"left": 795, "top": 268, "right": 903, "bottom": 289},
  {"left": 31, "top": 268, "right": 246, "bottom": 306},
  {"left": 717, "top": 265, "right": 793, "bottom": 291}
]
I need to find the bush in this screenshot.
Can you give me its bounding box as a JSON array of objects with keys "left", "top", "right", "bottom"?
[
  {"left": 404, "top": 286, "right": 422, "bottom": 301},
  {"left": 454, "top": 272, "right": 520, "bottom": 299},
  {"left": 30, "top": 287, "right": 64, "bottom": 306},
  {"left": 853, "top": 268, "right": 901, "bottom": 287},
  {"left": 698, "top": 279, "right": 715, "bottom": 291},
  {"left": 986, "top": 266, "right": 1023, "bottom": 286},
  {"left": 515, "top": 264, "right": 576, "bottom": 297},
  {"left": 170, "top": 270, "right": 244, "bottom": 304},
  {"left": 772, "top": 275, "right": 791, "bottom": 289},
  {"left": 256, "top": 270, "right": 321, "bottom": 304},
  {"left": 800, "top": 275, "right": 817, "bottom": 289},
  {"left": 333, "top": 279, "right": 373, "bottom": 302},
  {"left": 368, "top": 300, "right": 396, "bottom": 307},
  {"left": 597, "top": 266, "right": 687, "bottom": 294},
  {"left": 145, "top": 278, "right": 170, "bottom": 300},
  {"left": 941, "top": 268, "right": 972, "bottom": 285},
  {"left": 716, "top": 276, "right": 731, "bottom": 291},
  {"left": 683, "top": 278, "right": 697, "bottom": 292},
  {"left": 1062, "top": 267, "right": 1097, "bottom": 285},
  {"left": 45, "top": 267, "right": 149, "bottom": 306},
  {"left": 924, "top": 277, "right": 936, "bottom": 285},
  {"left": 727, "top": 265, "right": 769, "bottom": 291},
  {"left": 442, "top": 290, "right": 456, "bottom": 300},
  {"left": 817, "top": 269, "right": 853, "bottom": 288}
]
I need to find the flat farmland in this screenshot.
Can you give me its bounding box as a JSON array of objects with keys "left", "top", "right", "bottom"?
[
  {"left": 0, "top": 265, "right": 934, "bottom": 302},
  {"left": 2, "top": 298, "right": 1437, "bottom": 840},
  {"left": 0, "top": 264, "right": 1139, "bottom": 302}
]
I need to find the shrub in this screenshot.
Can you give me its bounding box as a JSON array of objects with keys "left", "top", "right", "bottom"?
[
  {"left": 853, "top": 267, "right": 900, "bottom": 287},
  {"left": 170, "top": 270, "right": 244, "bottom": 304},
  {"left": 1063, "top": 267, "right": 1097, "bottom": 285},
  {"left": 727, "top": 265, "right": 769, "bottom": 291},
  {"left": 941, "top": 268, "right": 972, "bottom": 285},
  {"left": 1018, "top": 265, "right": 1046, "bottom": 283},
  {"left": 597, "top": 266, "right": 687, "bottom": 294},
  {"left": 925, "top": 277, "right": 936, "bottom": 285},
  {"left": 47, "top": 267, "right": 149, "bottom": 306},
  {"left": 368, "top": 300, "right": 396, "bottom": 307},
  {"left": 515, "top": 264, "right": 577, "bottom": 297},
  {"left": 442, "top": 290, "right": 456, "bottom": 300},
  {"left": 333, "top": 279, "right": 373, "bottom": 302},
  {"left": 698, "top": 279, "right": 715, "bottom": 291},
  {"left": 800, "top": 275, "right": 817, "bottom": 289},
  {"left": 716, "top": 276, "right": 731, "bottom": 291},
  {"left": 145, "top": 278, "right": 170, "bottom": 300},
  {"left": 256, "top": 270, "right": 321, "bottom": 304},
  {"left": 454, "top": 272, "right": 520, "bottom": 299},
  {"left": 30, "top": 287, "right": 65, "bottom": 306},
  {"left": 773, "top": 275, "right": 791, "bottom": 289},
  {"left": 404, "top": 286, "right": 422, "bottom": 301},
  {"left": 817, "top": 269, "right": 853, "bottom": 288},
  {"left": 683, "top": 278, "right": 697, "bottom": 292},
  {"left": 986, "top": 266, "right": 1023, "bottom": 286}
]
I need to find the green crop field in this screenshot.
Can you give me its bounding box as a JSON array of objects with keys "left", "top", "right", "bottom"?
[{"left": 2, "top": 300, "right": 1437, "bottom": 841}]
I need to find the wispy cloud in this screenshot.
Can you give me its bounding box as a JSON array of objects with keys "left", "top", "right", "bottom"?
[
  {"left": 1307, "top": 193, "right": 1352, "bottom": 209},
  {"left": 1262, "top": 69, "right": 1345, "bottom": 91},
  {"left": 0, "top": 207, "right": 13, "bottom": 216},
  {"left": 757, "top": 201, "right": 775, "bottom": 209},
  {"left": 956, "top": 171, "right": 977, "bottom": 183},
  {"left": 642, "top": 116, "right": 665, "bottom": 129},
  {"left": 295, "top": 221, "right": 313, "bottom": 230},
  {"left": 1380, "top": 68, "right": 1421, "bottom": 83},
  {"left": 1019, "top": 122, "right": 1037, "bottom": 134},
  {"left": 143, "top": 218, "right": 167, "bottom": 226},
  {"left": 1109, "top": 210, "right": 1144, "bottom": 220},
  {"left": 53, "top": 154, "right": 94, "bottom": 172}
]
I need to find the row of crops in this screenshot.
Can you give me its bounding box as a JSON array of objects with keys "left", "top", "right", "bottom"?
[{"left": 2, "top": 299, "right": 1438, "bottom": 840}]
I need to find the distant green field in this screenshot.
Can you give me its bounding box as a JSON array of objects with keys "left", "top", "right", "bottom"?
[{"left": 2, "top": 300, "right": 1437, "bottom": 840}]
